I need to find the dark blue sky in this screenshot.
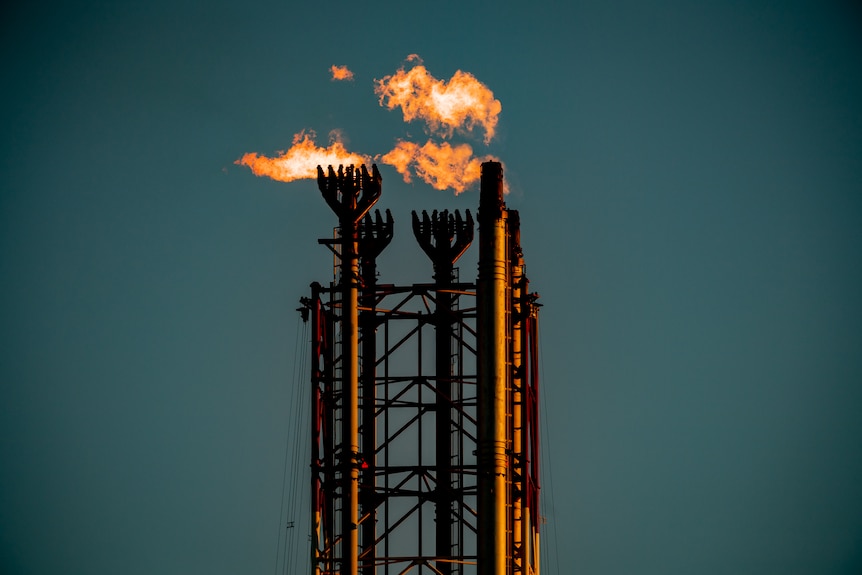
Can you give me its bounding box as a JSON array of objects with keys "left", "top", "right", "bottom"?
[{"left": 2, "top": 1, "right": 861, "bottom": 574}]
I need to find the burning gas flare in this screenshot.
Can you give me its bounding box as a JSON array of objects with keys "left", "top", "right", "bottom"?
[
  {"left": 239, "top": 56, "right": 506, "bottom": 194},
  {"left": 381, "top": 140, "right": 500, "bottom": 195},
  {"left": 375, "top": 58, "right": 502, "bottom": 144},
  {"left": 236, "top": 130, "right": 370, "bottom": 182},
  {"left": 330, "top": 65, "right": 354, "bottom": 81}
]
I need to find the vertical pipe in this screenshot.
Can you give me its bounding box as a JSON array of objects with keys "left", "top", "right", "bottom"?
[
  {"left": 323, "top": 308, "right": 335, "bottom": 575},
  {"left": 358, "top": 210, "right": 392, "bottom": 575},
  {"left": 510, "top": 220, "right": 524, "bottom": 575},
  {"left": 435, "top": 259, "right": 454, "bottom": 575},
  {"left": 417, "top": 317, "right": 424, "bottom": 558},
  {"left": 412, "top": 209, "right": 473, "bottom": 575},
  {"left": 341, "top": 218, "right": 360, "bottom": 575},
  {"left": 360, "top": 258, "right": 376, "bottom": 575},
  {"left": 310, "top": 283, "right": 322, "bottom": 575},
  {"left": 477, "top": 161, "right": 509, "bottom": 575},
  {"left": 318, "top": 164, "right": 381, "bottom": 575},
  {"left": 527, "top": 313, "right": 541, "bottom": 575}
]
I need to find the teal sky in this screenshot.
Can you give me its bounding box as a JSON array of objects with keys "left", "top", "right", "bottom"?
[{"left": 2, "top": 1, "right": 861, "bottom": 574}]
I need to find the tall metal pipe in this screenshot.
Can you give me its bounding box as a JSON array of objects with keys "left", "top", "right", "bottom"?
[
  {"left": 509, "top": 212, "right": 525, "bottom": 575},
  {"left": 340, "top": 209, "right": 360, "bottom": 575},
  {"left": 358, "top": 210, "right": 393, "bottom": 575},
  {"left": 413, "top": 209, "right": 474, "bottom": 575},
  {"left": 309, "top": 282, "right": 323, "bottom": 575},
  {"left": 317, "top": 164, "right": 381, "bottom": 575},
  {"left": 477, "top": 162, "right": 509, "bottom": 575}
]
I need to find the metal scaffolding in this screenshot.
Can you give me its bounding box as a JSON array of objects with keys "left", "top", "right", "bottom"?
[{"left": 301, "top": 162, "right": 541, "bottom": 575}]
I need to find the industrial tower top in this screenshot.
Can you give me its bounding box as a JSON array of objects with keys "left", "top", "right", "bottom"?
[{"left": 301, "top": 161, "right": 542, "bottom": 575}]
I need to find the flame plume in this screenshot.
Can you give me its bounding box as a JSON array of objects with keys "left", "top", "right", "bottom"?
[
  {"left": 375, "top": 60, "right": 502, "bottom": 144},
  {"left": 236, "top": 131, "right": 370, "bottom": 182},
  {"left": 330, "top": 65, "right": 354, "bottom": 81},
  {"left": 381, "top": 140, "right": 500, "bottom": 195},
  {"left": 239, "top": 57, "right": 506, "bottom": 194}
]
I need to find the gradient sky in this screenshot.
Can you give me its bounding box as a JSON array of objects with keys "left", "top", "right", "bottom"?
[{"left": 2, "top": 1, "right": 861, "bottom": 574}]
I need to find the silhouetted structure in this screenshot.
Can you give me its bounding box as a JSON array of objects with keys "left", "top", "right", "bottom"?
[{"left": 301, "top": 162, "right": 541, "bottom": 575}]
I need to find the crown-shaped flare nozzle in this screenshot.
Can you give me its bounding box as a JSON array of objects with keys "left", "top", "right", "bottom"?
[
  {"left": 358, "top": 209, "right": 395, "bottom": 263},
  {"left": 317, "top": 164, "right": 382, "bottom": 225},
  {"left": 412, "top": 209, "right": 474, "bottom": 279}
]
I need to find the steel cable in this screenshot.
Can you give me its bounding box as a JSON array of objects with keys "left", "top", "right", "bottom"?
[
  {"left": 275, "top": 316, "right": 310, "bottom": 575},
  {"left": 538, "top": 318, "right": 561, "bottom": 575}
]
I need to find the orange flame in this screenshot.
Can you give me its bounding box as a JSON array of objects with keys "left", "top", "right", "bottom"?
[
  {"left": 240, "top": 57, "right": 507, "bottom": 195},
  {"left": 380, "top": 140, "right": 500, "bottom": 195},
  {"left": 236, "top": 130, "right": 370, "bottom": 182},
  {"left": 375, "top": 60, "right": 502, "bottom": 144},
  {"left": 330, "top": 65, "right": 354, "bottom": 81}
]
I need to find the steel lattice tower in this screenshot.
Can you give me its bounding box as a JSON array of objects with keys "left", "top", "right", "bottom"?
[{"left": 301, "top": 162, "right": 541, "bottom": 575}]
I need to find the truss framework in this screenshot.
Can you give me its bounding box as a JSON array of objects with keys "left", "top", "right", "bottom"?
[{"left": 301, "top": 163, "right": 541, "bottom": 575}]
